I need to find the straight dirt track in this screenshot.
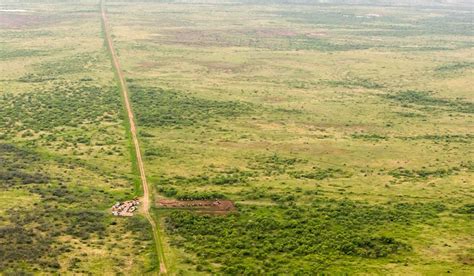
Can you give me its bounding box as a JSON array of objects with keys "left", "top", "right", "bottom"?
[{"left": 100, "top": 0, "right": 167, "bottom": 273}]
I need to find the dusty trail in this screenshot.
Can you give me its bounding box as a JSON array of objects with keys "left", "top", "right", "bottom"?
[{"left": 100, "top": 0, "right": 167, "bottom": 274}]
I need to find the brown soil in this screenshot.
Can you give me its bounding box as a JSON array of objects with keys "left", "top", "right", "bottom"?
[
  {"left": 0, "top": 12, "right": 73, "bottom": 29},
  {"left": 196, "top": 60, "right": 245, "bottom": 73},
  {"left": 0, "top": 14, "right": 48, "bottom": 29},
  {"left": 157, "top": 199, "right": 236, "bottom": 214},
  {"left": 154, "top": 27, "right": 301, "bottom": 48},
  {"left": 101, "top": 0, "right": 167, "bottom": 273},
  {"left": 255, "top": 28, "right": 298, "bottom": 37},
  {"left": 136, "top": 61, "right": 162, "bottom": 69},
  {"left": 458, "top": 254, "right": 474, "bottom": 265}
]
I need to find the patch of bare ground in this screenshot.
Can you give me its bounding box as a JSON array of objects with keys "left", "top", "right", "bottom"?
[
  {"left": 153, "top": 27, "right": 308, "bottom": 47},
  {"left": 136, "top": 61, "right": 162, "bottom": 69},
  {"left": 0, "top": 13, "right": 60, "bottom": 29},
  {"left": 251, "top": 28, "right": 298, "bottom": 37},
  {"left": 196, "top": 60, "right": 245, "bottom": 73},
  {"left": 458, "top": 254, "right": 474, "bottom": 265},
  {"left": 157, "top": 199, "right": 236, "bottom": 214}
]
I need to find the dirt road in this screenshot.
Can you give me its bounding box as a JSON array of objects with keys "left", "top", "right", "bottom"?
[{"left": 100, "top": 0, "right": 167, "bottom": 273}]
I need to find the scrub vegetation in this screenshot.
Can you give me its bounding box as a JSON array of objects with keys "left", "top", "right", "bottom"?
[
  {"left": 1, "top": 0, "right": 473, "bottom": 274},
  {"left": 165, "top": 200, "right": 446, "bottom": 274},
  {"left": 0, "top": 1, "right": 155, "bottom": 274}
]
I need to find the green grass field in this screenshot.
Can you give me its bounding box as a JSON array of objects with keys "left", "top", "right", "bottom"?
[
  {"left": 1, "top": 0, "right": 473, "bottom": 274},
  {"left": 0, "top": 1, "right": 156, "bottom": 273}
]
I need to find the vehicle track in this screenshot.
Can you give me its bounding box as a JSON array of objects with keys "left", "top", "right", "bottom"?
[{"left": 100, "top": 0, "right": 167, "bottom": 273}]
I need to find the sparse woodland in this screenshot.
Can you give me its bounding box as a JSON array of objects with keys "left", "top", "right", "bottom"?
[{"left": 1, "top": 0, "right": 472, "bottom": 274}]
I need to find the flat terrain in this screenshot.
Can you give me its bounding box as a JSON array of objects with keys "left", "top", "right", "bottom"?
[
  {"left": 101, "top": 0, "right": 168, "bottom": 272},
  {"left": 0, "top": 0, "right": 156, "bottom": 273},
  {"left": 107, "top": 0, "right": 474, "bottom": 274},
  {"left": 1, "top": 0, "right": 473, "bottom": 274}
]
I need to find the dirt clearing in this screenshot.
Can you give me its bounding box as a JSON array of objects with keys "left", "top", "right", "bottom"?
[{"left": 157, "top": 199, "right": 236, "bottom": 214}]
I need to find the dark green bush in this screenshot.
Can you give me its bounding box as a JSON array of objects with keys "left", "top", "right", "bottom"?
[
  {"left": 130, "top": 86, "right": 254, "bottom": 127},
  {"left": 164, "top": 199, "right": 441, "bottom": 273},
  {"left": 454, "top": 203, "right": 474, "bottom": 214},
  {"left": 384, "top": 90, "right": 474, "bottom": 114},
  {"left": 290, "top": 167, "right": 350, "bottom": 180}
]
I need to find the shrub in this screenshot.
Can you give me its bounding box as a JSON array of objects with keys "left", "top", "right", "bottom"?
[
  {"left": 130, "top": 86, "right": 254, "bottom": 127},
  {"left": 164, "top": 199, "right": 440, "bottom": 273}
]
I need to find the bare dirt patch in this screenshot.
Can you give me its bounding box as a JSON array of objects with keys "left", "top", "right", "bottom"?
[
  {"left": 458, "top": 254, "right": 474, "bottom": 265},
  {"left": 157, "top": 199, "right": 236, "bottom": 214},
  {"left": 154, "top": 27, "right": 303, "bottom": 47},
  {"left": 252, "top": 28, "right": 298, "bottom": 38},
  {"left": 136, "top": 61, "right": 162, "bottom": 69},
  {"left": 0, "top": 13, "right": 55, "bottom": 29},
  {"left": 196, "top": 60, "right": 245, "bottom": 73}
]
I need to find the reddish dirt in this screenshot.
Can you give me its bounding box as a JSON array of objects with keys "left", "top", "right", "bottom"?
[
  {"left": 157, "top": 199, "right": 236, "bottom": 214},
  {"left": 154, "top": 27, "right": 301, "bottom": 47},
  {"left": 136, "top": 61, "right": 162, "bottom": 69},
  {"left": 254, "top": 28, "right": 298, "bottom": 37},
  {"left": 196, "top": 60, "right": 245, "bottom": 73},
  {"left": 101, "top": 0, "right": 167, "bottom": 273},
  {"left": 0, "top": 14, "right": 44, "bottom": 28},
  {"left": 458, "top": 254, "right": 474, "bottom": 265},
  {"left": 0, "top": 12, "right": 69, "bottom": 29}
]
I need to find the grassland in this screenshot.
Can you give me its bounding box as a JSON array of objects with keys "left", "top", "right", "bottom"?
[
  {"left": 0, "top": 1, "right": 155, "bottom": 274},
  {"left": 105, "top": 0, "right": 473, "bottom": 274},
  {"left": 1, "top": 0, "right": 473, "bottom": 274}
]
